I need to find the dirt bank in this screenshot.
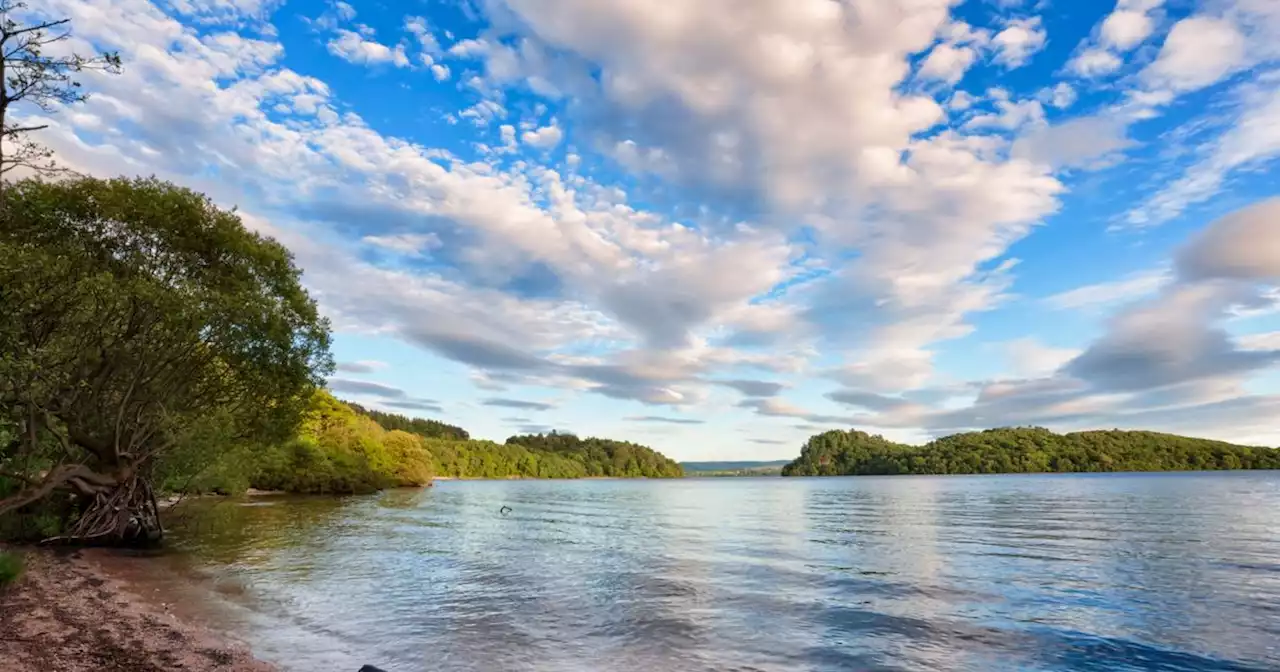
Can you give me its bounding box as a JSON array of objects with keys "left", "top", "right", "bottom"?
[{"left": 0, "top": 548, "right": 275, "bottom": 672}]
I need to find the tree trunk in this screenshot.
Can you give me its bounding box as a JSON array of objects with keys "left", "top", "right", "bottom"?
[{"left": 0, "top": 462, "right": 164, "bottom": 546}]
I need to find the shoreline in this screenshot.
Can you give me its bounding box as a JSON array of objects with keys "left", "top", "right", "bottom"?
[{"left": 0, "top": 547, "right": 275, "bottom": 672}]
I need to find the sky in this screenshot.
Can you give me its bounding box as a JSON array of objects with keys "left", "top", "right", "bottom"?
[{"left": 15, "top": 0, "right": 1280, "bottom": 461}]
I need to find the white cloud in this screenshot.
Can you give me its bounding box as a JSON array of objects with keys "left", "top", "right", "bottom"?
[
  {"left": 362, "top": 233, "right": 444, "bottom": 257},
  {"left": 35, "top": 0, "right": 1280, "bottom": 444},
  {"left": 1238, "top": 331, "right": 1280, "bottom": 352},
  {"left": 1101, "top": 9, "right": 1156, "bottom": 50},
  {"left": 1003, "top": 338, "right": 1080, "bottom": 378},
  {"left": 917, "top": 43, "right": 978, "bottom": 84},
  {"left": 1176, "top": 198, "right": 1280, "bottom": 281},
  {"left": 948, "top": 90, "right": 976, "bottom": 111},
  {"left": 431, "top": 64, "right": 450, "bottom": 81},
  {"left": 1043, "top": 269, "right": 1170, "bottom": 311},
  {"left": 1142, "top": 16, "right": 1247, "bottom": 93},
  {"left": 1011, "top": 114, "right": 1134, "bottom": 169},
  {"left": 1044, "top": 82, "right": 1077, "bottom": 109},
  {"left": 992, "top": 17, "right": 1047, "bottom": 68},
  {"left": 1125, "top": 79, "right": 1280, "bottom": 227},
  {"left": 403, "top": 15, "right": 442, "bottom": 55},
  {"left": 332, "top": 1, "right": 355, "bottom": 21},
  {"left": 965, "top": 91, "right": 1045, "bottom": 130},
  {"left": 522, "top": 121, "right": 563, "bottom": 149},
  {"left": 1067, "top": 48, "right": 1123, "bottom": 77},
  {"left": 328, "top": 29, "right": 410, "bottom": 68},
  {"left": 459, "top": 99, "right": 506, "bottom": 125},
  {"left": 1065, "top": 0, "right": 1162, "bottom": 81}
]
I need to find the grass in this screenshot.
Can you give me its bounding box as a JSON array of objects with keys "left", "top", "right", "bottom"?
[{"left": 0, "top": 550, "right": 24, "bottom": 587}]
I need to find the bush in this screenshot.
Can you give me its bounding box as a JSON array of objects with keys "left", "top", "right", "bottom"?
[
  {"left": 251, "top": 391, "right": 437, "bottom": 494},
  {"left": 0, "top": 551, "right": 24, "bottom": 587}
]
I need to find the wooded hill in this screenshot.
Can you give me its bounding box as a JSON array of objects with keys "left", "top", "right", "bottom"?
[{"left": 781, "top": 427, "right": 1280, "bottom": 476}]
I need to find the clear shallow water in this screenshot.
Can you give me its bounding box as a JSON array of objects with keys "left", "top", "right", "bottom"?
[{"left": 169, "top": 473, "right": 1280, "bottom": 672}]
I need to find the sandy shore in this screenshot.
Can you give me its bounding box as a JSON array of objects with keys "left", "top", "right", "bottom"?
[{"left": 0, "top": 548, "right": 275, "bottom": 672}]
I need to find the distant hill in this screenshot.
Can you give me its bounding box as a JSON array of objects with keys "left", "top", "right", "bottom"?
[
  {"left": 338, "top": 404, "right": 683, "bottom": 478},
  {"left": 682, "top": 460, "right": 791, "bottom": 476},
  {"left": 782, "top": 427, "right": 1280, "bottom": 476}
]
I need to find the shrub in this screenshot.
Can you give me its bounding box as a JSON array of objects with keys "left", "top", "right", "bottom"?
[{"left": 0, "top": 551, "right": 24, "bottom": 587}]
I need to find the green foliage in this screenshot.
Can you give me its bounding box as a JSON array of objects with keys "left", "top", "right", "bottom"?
[
  {"left": 0, "top": 177, "right": 332, "bottom": 541},
  {"left": 504, "top": 432, "right": 684, "bottom": 478},
  {"left": 251, "top": 391, "right": 435, "bottom": 494},
  {"left": 402, "top": 430, "right": 682, "bottom": 479},
  {"left": 781, "top": 426, "right": 1280, "bottom": 476},
  {"left": 0, "top": 550, "right": 23, "bottom": 587},
  {"left": 345, "top": 402, "right": 469, "bottom": 440}
]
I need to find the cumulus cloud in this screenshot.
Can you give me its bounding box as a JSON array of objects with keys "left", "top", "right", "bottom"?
[
  {"left": 29, "top": 0, "right": 1280, "bottom": 447},
  {"left": 1101, "top": 9, "right": 1156, "bottom": 50},
  {"left": 1175, "top": 199, "right": 1280, "bottom": 281},
  {"left": 1011, "top": 114, "right": 1134, "bottom": 169},
  {"left": 992, "top": 17, "right": 1047, "bottom": 68},
  {"left": 821, "top": 200, "right": 1280, "bottom": 444},
  {"left": 521, "top": 121, "right": 563, "bottom": 149},
  {"left": 403, "top": 15, "right": 441, "bottom": 56},
  {"left": 917, "top": 43, "right": 980, "bottom": 84},
  {"left": 1068, "top": 201, "right": 1280, "bottom": 392},
  {"left": 1066, "top": 48, "right": 1123, "bottom": 77},
  {"left": 328, "top": 29, "right": 410, "bottom": 68},
  {"left": 1143, "top": 16, "right": 1247, "bottom": 93},
  {"left": 1066, "top": 0, "right": 1163, "bottom": 79},
  {"left": 1064, "top": 283, "right": 1277, "bottom": 391}
]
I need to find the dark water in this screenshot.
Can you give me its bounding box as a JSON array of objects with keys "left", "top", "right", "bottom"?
[{"left": 168, "top": 473, "right": 1280, "bottom": 672}]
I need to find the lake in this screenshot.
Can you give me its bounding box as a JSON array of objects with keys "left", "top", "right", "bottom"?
[{"left": 167, "top": 473, "right": 1280, "bottom": 672}]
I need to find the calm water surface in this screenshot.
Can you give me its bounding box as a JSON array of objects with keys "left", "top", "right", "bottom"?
[{"left": 169, "top": 473, "right": 1280, "bottom": 672}]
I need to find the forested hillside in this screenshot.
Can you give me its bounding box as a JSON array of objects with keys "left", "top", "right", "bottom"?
[
  {"left": 335, "top": 407, "right": 683, "bottom": 479},
  {"left": 345, "top": 402, "right": 470, "bottom": 440},
  {"left": 782, "top": 427, "right": 1280, "bottom": 476},
  {"left": 159, "top": 397, "right": 683, "bottom": 499}
]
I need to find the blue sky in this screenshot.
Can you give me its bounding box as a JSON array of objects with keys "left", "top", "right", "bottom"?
[{"left": 21, "top": 0, "right": 1280, "bottom": 460}]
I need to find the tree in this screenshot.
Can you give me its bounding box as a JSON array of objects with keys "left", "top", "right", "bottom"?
[
  {"left": 0, "top": 177, "right": 333, "bottom": 543},
  {"left": 0, "top": 2, "right": 121, "bottom": 189}
]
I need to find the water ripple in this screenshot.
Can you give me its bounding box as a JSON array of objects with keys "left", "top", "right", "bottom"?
[{"left": 171, "top": 473, "right": 1280, "bottom": 672}]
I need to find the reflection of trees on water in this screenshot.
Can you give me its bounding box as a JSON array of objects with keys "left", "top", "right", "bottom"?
[
  {"left": 375, "top": 488, "right": 430, "bottom": 510},
  {"left": 164, "top": 496, "right": 354, "bottom": 566}
]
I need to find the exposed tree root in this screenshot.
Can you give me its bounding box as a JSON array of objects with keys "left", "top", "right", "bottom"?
[{"left": 1, "top": 464, "right": 162, "bottom": 546}]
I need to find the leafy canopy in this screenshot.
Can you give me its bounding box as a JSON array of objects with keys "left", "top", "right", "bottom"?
[{"left": 0, "top": 177, "right": 332, "bottom": 526}]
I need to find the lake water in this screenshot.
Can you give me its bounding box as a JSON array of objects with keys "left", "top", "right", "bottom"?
[{"left": 168, "top": 473, "right": 1280, "bottom": 672}]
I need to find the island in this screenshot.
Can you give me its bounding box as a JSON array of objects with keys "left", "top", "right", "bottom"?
[{"left": 780, "top": 427, "right": 1280, "bottom": 476}]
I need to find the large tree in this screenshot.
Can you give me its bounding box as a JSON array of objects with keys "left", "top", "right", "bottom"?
[{"left": 0, "top": 177, "right": 333, "bottom": 543}]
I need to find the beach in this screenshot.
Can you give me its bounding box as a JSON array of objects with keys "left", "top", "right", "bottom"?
[{"left": 0, "top": 548, "right": 274, "bottom": 672}]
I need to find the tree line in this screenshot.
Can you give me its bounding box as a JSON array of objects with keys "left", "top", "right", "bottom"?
[{"left": 781, "top": 426, "right": 1280, "bottom": 477}]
